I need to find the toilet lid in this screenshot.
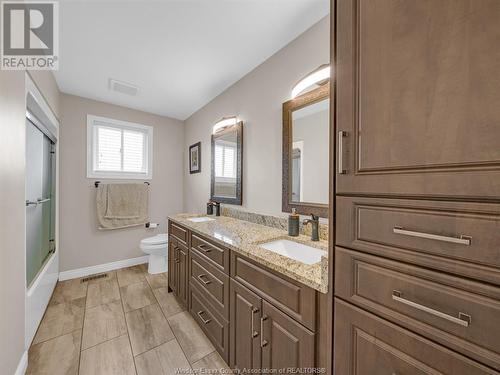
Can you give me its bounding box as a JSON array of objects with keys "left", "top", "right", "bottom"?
[{"left": 141, "top": 233, "right": 168, "bottom": 246}]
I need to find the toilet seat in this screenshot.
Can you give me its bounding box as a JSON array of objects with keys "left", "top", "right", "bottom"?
[{"left": 141, "top": 233, "right": 167, "bottom": 246}]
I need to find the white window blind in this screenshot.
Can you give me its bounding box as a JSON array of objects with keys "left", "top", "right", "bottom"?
[
  {"left": 87, "top": 115, "right": 153, "bottom": 179},
  {"left": 215, "top": 144, "right": 236, "bottom": 178}
]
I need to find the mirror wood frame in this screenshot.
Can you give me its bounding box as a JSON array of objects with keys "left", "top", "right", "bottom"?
[
  {"left": 282, "top": 84, "right": 329, "bottom": 218},
  {"left": 211, "top": 121, "right": 243, "bottom": 205}
]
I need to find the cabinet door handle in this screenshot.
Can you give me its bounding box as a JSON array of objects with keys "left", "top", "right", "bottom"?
[
  {"left": 37, "top": 198, "right": 51, "bottom": 204},
  {"left": 251, "top": 307, "right": 259, "bottom": 338},
  {"left": 260, "top": 316, "right": 268, "bottom": 347},
  {"left": 197, "top": 274, "right": 211, "bottom": 285},
  {"left": 393, "top": 226, "right": 471, "bottom": 246},
  {"left": 338, "top": 130, "right": 348, "bottom": 174},
  {"left": 392, "top": 290, "right": 471, "bottom": 327},
  {"left": 197, "top": 310, "right": 211, "bottom": 324},
  {"left": 198, "top": 244, "right": 212, "bottom": 253}
]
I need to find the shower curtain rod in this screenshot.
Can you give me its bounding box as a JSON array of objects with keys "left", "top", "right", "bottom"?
[{"left": 94, "top": 181, "right": 151, "bottom": 188}]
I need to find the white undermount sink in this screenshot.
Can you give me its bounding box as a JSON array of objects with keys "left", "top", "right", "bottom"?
[
  {"left": 187, "top": 217, "right": 216, "bottom": 223},
  {"left": 259, "top": 239, "right": 324, "bottom": 265}
]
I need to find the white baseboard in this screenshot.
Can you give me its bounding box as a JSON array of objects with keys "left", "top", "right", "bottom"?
[
  {"left": 15, "top": 351, "right": 28, "bottom": 375},
  {"left": 59, "top": 255, "right": 149, "bottom": 281}
]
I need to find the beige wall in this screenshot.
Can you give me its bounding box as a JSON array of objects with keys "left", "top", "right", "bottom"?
[
  {"left": 0, "top": 70, "right": 60, "bottom": 375},
  {"left": 59, "top": 94, "right": 184, "bottom": 272},
  {"left": 183, "top": 16, "right": 329, "bottom": 216}
]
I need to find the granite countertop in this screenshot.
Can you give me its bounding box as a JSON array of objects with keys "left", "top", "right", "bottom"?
[{"left": 168, "top": 213, "right": 329, "bottom": 293}]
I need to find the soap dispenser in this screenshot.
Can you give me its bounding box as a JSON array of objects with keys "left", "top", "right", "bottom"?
[{"left": 288, "top": 208, "right": 299, "bottom": 237}]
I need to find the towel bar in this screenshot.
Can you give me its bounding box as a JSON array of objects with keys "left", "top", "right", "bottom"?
[{"left": 94, "top": 181, "right": 150, "bottom": 188}]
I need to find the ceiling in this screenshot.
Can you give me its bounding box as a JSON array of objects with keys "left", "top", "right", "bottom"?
[{"left": 54, "top": 0, "right": 329, "bottom": 120}]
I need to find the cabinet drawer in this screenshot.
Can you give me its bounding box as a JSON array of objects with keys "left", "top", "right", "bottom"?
[
  {"left": 191, "top": 234, "right": 230, "bottom": 274},
  {"left": 170, "top": 222, "right": 188, "bottom": 244},
  {"left": 336, "top": 196, "right": 500, "bottom": 285},
  {"left": 334, "top": 299, "right": 497, "bottom": 375},
  {"left": 231, "top": 253, "right": 316, "bottom": 331},
  {"left": 336, "top": 247, "right": 500, "bottom": 370},
  {"left": 190, "top": 286, "right": 229, "bottom": 362},
  {"left": 190, "top": 250, "right": 229, "bottom": 319}
]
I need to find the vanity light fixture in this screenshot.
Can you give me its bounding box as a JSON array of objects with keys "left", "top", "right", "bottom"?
[
  {"left": 212, "top": 116, "right": 238, "bottom": 134},
  {"left": 291, "top": 64, "right": 330, "bottom": 99}
]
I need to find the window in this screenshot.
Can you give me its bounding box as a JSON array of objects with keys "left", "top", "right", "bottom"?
[
  {"left": 87, "top": 115, "right": 153, "bottom": 179},
  {"left": 214, "top": 142, "right": 236, "bottom": 179}
]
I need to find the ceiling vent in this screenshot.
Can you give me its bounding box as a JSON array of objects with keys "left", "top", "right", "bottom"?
[{"left": 109, "top": 78, "right": 139, "bottom": 96}]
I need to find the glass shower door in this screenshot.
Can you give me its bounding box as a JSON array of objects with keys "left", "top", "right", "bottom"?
[{"left": 26, "top": 119, "right": 55, "bottom": 287}]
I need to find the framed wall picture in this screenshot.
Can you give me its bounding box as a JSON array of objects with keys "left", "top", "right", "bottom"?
[{"left": 189, "top": 142, "right": 201, "bottom": 174}]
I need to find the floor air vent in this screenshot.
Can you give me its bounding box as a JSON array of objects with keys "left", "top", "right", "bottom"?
[{"left": 81, "top": 273, "right": 108, "bottom": 283}]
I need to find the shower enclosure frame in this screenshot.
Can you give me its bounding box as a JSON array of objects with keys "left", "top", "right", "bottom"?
[{"left": 25, "top": 73, "right": 60, "bottom": 349}]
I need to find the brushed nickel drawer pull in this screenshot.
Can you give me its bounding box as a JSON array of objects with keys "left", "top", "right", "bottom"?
[
  {"left": 251, "top": 307, "right": 259, "bottom": 338},
  {"left": 338, "top": 131, "right": 348, "bottom": 174},
  {"left": 198, "top": 244, "right": 212, "bottom": 253},
  {"left": 393, "top": 226, "right": 471, "bottom": 246},
  {"left": 260, "top": 316, "right": 268, "bottom": 347},
  {"left": 197, "top": 274, "right": 211, "bottom": 285},
  {"left": 392, "top": 290, "right": 471, "bottom": 327},
  {"left": 197, "top": 310, "right": 211, "bottom": 324}
]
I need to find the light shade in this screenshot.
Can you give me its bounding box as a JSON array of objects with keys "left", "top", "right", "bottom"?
[
  {"left": 212, "top": 116, "right": 238, "bottom": 134},
  {"left": 291, "top": 64, "right": 330, "bottom": 99}
]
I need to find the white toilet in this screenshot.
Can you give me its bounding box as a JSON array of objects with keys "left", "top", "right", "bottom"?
[{"left": 140, "top": 233, "right": 168, "bottom": 274}]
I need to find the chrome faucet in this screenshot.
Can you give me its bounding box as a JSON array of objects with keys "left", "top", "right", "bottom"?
[{"left": 303, "top": 214, "right": 319, "bottom": 241}]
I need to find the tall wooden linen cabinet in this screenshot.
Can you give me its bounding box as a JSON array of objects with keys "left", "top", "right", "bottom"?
[{"left": 332, "top": 0, "right": 500, "bottom": 373}]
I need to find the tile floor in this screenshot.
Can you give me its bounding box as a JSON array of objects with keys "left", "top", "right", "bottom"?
[{"left": 27, "top": 264, "right": 231, "bottom": 375}]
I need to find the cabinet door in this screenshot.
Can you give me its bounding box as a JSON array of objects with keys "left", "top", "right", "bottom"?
[
  {"left": 178, "top": 244, "right": 188, "bottom": 306},
  {"left": 230, "top": 280, "right": 262, "bottom": 371},
  {"left": 261, "top": 301, "right": 315, "bottom": 371},
  {"left": 336, "top": 0, "right": 500, "bottom": 199},
  {"left": 168, "top": 239, "right": 177, "bottom": 293},
  {"left": 334, "top": 298, "right": 496, "bottom": 375}
]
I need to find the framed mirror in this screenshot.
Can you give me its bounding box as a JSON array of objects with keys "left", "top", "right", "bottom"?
[
  {"left": 282, "top": 84, "right": 329, "bottom": 217},
  {"left": 211, "top": 121, "right": 243, "bottom": 205}
]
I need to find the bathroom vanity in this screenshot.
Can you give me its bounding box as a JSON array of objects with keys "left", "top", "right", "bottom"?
[{"left": 166, "top": 214, "right": 329, "bottom": 372}]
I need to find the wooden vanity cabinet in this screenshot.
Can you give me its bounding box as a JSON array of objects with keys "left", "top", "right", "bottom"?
[
  {"left": 189, "top": 285, "right": 230, "bottom": 361},
  {"left": 168, "top": 231, "right": 189, "bottom": 307},
  {"left": 261, "top": 301, "right": 315, "bottom": 371},
  {"left": 230, "top": 279, "right": 316, "bottom": 372},
  {"left": 230, "top": 279, "right": 262, "bottom": 371},
  {"left": 229, "top": 253, "right": 317, "bottom": 371},
  {"left": 167, "top": 220, "right": 318, "bottom": 371}
]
